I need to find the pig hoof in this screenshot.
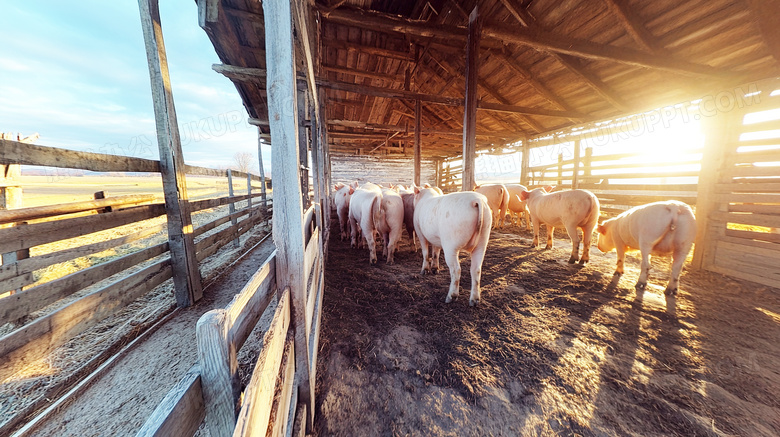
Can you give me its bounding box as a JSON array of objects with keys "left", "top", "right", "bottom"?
[
  {"left": 445, "top": 295, "right": 453, "bottom": 303},
  {"left": 469, "top": 298, "right": 479, "bottom": 307},
  {"left": 635, "top": 281, "right": 646, "bottom": 290},
  {"left": 664, "top": 287, "right": 678, "bottom": 296},
  {"left": 578, "top": 259, "right": 588, "bottom": 266},
  {"left": 431, "top": 267, "right": 438, "bottom": 274},
  {"left": 421, "top": 269, "right": 429, "bottom": 275},
  {"left": 568, "top": 257, "right": 578, "bottom": 264},
  {"left": 544, "top": 244, "right": 552, "bottom": 250},
  {"left": 613, "top": 271, "right": 622, "bottom": 277}
]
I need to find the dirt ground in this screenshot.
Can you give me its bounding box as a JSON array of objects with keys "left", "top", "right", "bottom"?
[{"left": 315, "top": 222, "right": 780, "bottom": 436}]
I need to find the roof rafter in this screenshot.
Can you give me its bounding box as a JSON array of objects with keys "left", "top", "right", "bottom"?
[{"left": 600, "top": 0, "right": 663, "bottom": 53}]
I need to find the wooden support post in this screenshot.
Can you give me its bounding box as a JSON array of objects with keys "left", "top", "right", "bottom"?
[
  {"left": 196, "top": 310, "right": 238, "bottom": 437},
  {"left": 520, "top": 136, "right": 530, "bottom": 186},
  {"left": 557, "top": 153, "right": 564, "bottom": 186},
  {"left": 247, "top": 173, "right": 252, "bottom": 210},
  {"left": 263, "top": 0, "right": 314, "bottom": 431},
  {"left": 227, "top": 170, "right": 239, "bottom": 249},
  {"left": 572, "top": 140, "right": 581, "bottom": 189},
  {"left": 414, "top": 99, "right": 422, "bottom": 186},
  {"left": 691, "top": 111, "right": 741, "bottom": 269},
  {"left": 138, "top": 0, "right": 202, "bottom": 307},
  {"left": 298, "top": 88, "right": 311, "bottom": 209},
  {"left": 1, "top": 160, "right": 26, "bottom": 295},
  {"left": 583, "top": 147, "right": 593, "bottom": 184},
  {"left": 461, "top": 6, "right": 480, "bottom": 192},
  {"left": 317, "top": 87, "right": 332, "bottom": 254},
  {"left": 257, "top": 130, "right": 269, "bottom": 223}
]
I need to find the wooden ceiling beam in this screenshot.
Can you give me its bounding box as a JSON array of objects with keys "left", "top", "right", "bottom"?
[
  {"left": 320, "top": 7, "right": 733, "bottom": 78},
  {"left": 321, "top": 38, "right": 414, "bottom": 61},
  {"left": 213, "top": 64, "right": 587, "bottom": 119},
  {"left": 600, "top": 0, "right": 663, "bottom": 54},
  {"left": 497, "top": 0, "right": 630, "bottom": 111},
  {"left": 322, "top": 64, "right": 403, "bottom": 82}
]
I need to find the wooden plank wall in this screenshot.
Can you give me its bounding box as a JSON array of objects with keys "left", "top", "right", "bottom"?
[
  {"left": 330, "top": 154, "right": 437, "bottom": 187},
  {"left": 694, "top": 83, "right": 780, "bottom": 287}
]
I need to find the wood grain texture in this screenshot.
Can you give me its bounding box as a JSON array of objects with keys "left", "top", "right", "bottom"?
[{"left": 136, "top": 365, "right": 205, "bottom": 437}]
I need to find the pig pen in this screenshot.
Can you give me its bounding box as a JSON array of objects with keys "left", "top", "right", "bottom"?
[{"left": 314, "top": 222, "right": 780, "bottom": 436}]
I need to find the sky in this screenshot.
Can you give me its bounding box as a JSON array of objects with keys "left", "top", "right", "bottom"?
[{"left": 0, "top": 1, "right": 269, "bottom": 173}]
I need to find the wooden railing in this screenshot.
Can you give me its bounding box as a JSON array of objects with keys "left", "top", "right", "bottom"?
[
  {"left": 0, "top": 139, "right": 270, "bottom": 388},
  {"left": 138, "top": 204, "right": 325, "bottom": 437}
]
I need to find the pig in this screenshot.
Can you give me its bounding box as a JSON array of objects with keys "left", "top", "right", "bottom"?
[
  {"left": 376, "top": 188, "right": 405, "bottom": 264},
  {"left": 333, "top": 182, "right": 357, "bottom": 240},
  {"left": 475, "top": 184, "right": 509, "bottom": 228},
  {"left": 597, "top": 200, "right": 696, "bottom": 295},
  {"left": 505, "top": 183, "right": 530, "bottom": 230},
  {"left": 413, "top": 187, "right": 493, "bottom": 306},
  {"left": 348, "top": 182, "right": 383, "bottom": 264},
  {"left": 521, "top": 187, "right": 600, "bottom": 264}
]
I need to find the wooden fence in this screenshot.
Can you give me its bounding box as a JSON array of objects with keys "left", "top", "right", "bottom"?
[
  {"left": 0, "top": 139, "right": 271, "bottom": 394},
  {"left": 138, "top": 203, "right": 325, "bottom": 437},
  {"left": 524, "top": 146, "right": 701, "bottom": 215},
  {"left": 692, "top": 85, "right": 780, "bottom": 287}
]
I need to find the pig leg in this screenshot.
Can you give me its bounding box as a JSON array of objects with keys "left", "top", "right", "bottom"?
[
  {"left": 387, "top": 226, "right": 402, "bottom": 264},
  {"left": 443, "top": 246, "right": 461, "bottom": 303},
  {"left": 432, "top": 246, "right": 441, "bottom": 274},
  {"left": 531, "top": 216, "right": 541, "bottom": 247},
  {"left": 636, "top": 244, "right": 653, "bottom": 290},
  {"left": 563, "top": 222, "right": 580, "bottom": 264},
  {"left": 469, "top": 247, "right": 486, "bottom": 306},
  {"left": 580, "top": 224, "right": 594, "bottom": 265},
  {"left": 349, "top": 215, "right": 359, "bottom": 249},
  {"left": 339, "top": 210, "right": 348, "bottom": 240},
  {"left": 614, "top": 245, "right": 626, "bottom": 276},
  {"left": 381, "top": 231, "right": 389, "bottom": 259},
  {"left": 524, "top": 208, "right": 531, "bottom": 231},
  {"left": 545, "top": 226, "right": 555, "bottom": 250},
  {"left": 361, "top": 218, "right": 377, "bottom": 265},
  {"left": 665, "top": 241, "right": 692, "bottom": 295},
  {"left": 419, "top": 234, "right": 432, "bottom": 275}
]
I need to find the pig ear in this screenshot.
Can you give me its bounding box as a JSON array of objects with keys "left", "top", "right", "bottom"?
[
  {"left": 597, "top": 224, "right": 606, "bottom": 235},
  {"left": 414, "top": 186, "right": 421, "bottom": 194},
  {"left": 424, "top": 183, "right": 431, "bottom": 188},
  {"left": 349, "top": 186, "right": 355, "bottom": 195},
  {"left": 544, "top": 185, "right": 555, "bottom": 192},
  {"left": 352, "top": 181, "right": 359, "bottom": 188},
  {"left": 520, "top": 191, "right": 529, "bottom": 201},
  {"left": 334, "top": 182, "right": 344, "bottom": 190}
]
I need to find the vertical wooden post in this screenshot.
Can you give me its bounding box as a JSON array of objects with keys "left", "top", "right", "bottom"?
[
  {"left": 691, "top": 111, "right": 740, "bottom": 269},
  {"left": 138, "top": 0, "right": 202, "bottom": 307},
  {"left": 461, "top": 6, "right": 480, "bottom": 192},
  {"left": 583, "top": 147, "right": 593, "bottom": 184},
  {"left": 247, "top": 173, "right": 252, "bottom": 210},
  {"left": 263, "top": 0, "right": 314, "bottom": 430},
  {"left": 2, "top": 134, "right": 29, "bottom": 295},
  {"left": 557, "top": 153, "right": 564, "bottom": 186},
  {"left": 257, "top": 130, "right": 269, "bottom": 222},
  {"left": 227, "top": 170, "right": 239, "bottom": 248},
  {"left": 298, "top": 87, "right": 311, "bottom": 209},
  {"left": 414, "top": 99, "right": 422, "bottom": 186},
  {"left": 434, "top": 159, "right": 442, "bottom": 188},
  {"left": 196, "top": 310, "right": 238, "bottom": 437},
  {"left": 572, "top": 140, "right": 581, "bottom": 189},
  {"left": 520, "top": 135, "right": 530, "bottom": 186}
]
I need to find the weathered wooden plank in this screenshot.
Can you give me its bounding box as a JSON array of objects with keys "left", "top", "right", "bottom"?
[
  {"left": 727, "top": 149, "right": 780, "bottom": 165},
  {"left": 190, "top": 193, "right": 264, "bottom": 213},
  {"left": 716, "top": 239, "right": 780, "bottom": 261},
  {"left": 193, "top": 205, "right": 260, "bottom": 239},
  {"left": 330, "top": 154, "right": 437, "bottom": 186},
  {"left": 138, "top": 0, "right": 202, "bottom": 307},
  {"left": 715, "top": 182, "right": 780, "bottom": 193},
  {"left": 184, "top": 164, "right": 264, "bottom": 182},
  {"left": 227, "top": 170, "right": 240, "bottom": 249},
  {"left": 715, "top": 193, "right": 780, "bottom": 204},
  {"left": 414, "top": 99, "right": 422, "bottom": 186},
  {"left": 0, "top": 258, "right": 172, "bottom": 381},
  {"left": 308, "top": 266, "right": 324, "bottom": 385},
  {"left": 232, "top": 288, "right": 291, "bottom": 437},
  {"left": 723, "top": 228, "right": 780, "bottom": 244},
  {"left": 710, "top": 211, "right": 780, "bottom": 228},
  {"left": 197, "top": 309, "right": 236, "bottom": 437},
  {"left": 461, "top": 7, "right": 480, "bottom": 192},
  {"left": 263, "top": 1, "right": 313, "bottom": 431},
  {"left": 0, "top": 204, "right": 166, "bottom": 254},
  {"left": 135, "top": 365, "right": 205, "bottom": 437},
  {"left": 0, "top": 222, "right": 165, "bottom": 283},
  {"left": 268, "top": 337, "right": 295, "bottom": 437},
  {"left": 303, "top": 228, "right": 320, "bottom": 283},
  {"left": 707, "top": 263, "right": 780, "bottom": 288},
  {"left": 291, "top": 404, "right": 307, "bottom": 437},
  {"left": 226, "top": 252, "right": 277, "bottom": 351},
  {"left": 581, "top": 183, "right": 699, "bottom": 191},
  {"left": 0, "top": 194, "right": 156, "bottom": 225},
  {"left": 0, "top": 243, "right": 168, "bottom": 324},
  {"left": 0, "top": 139, "right": 160, "bottom": 172},
  {"left": 596, "top": 193, "right": 697, "bottom": 205},
  {"left": 305, "top": 253, "right": 321, "bottom": 334},
  {"left": 195, "top": 209, "right": 264, "bottom": 262}
]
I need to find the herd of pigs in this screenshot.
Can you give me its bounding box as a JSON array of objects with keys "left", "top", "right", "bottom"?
[{"left": 333, "top": 182, "right": 697, "bottom": 307}]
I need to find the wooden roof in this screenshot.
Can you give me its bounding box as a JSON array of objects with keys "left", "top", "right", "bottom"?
[{"left": 201, "top": 0, "right": 780, "bottom": 159}]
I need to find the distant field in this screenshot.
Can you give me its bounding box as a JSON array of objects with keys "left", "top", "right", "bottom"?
[{"left": 17, "top": 175, "right": 263, "bottom": 207}]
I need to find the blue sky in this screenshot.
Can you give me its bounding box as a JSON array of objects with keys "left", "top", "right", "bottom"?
[{"left": 0, "top": 1, "right": 269, "bottom": 173}]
